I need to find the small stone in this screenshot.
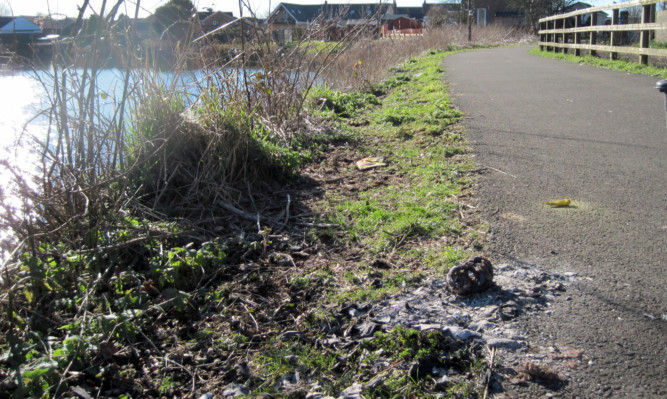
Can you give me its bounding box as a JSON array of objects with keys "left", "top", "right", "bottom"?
[
  {"left": 469, "top": 320, "right": 496, "bottom": 332},
  {"left": 222, "top": 383, "right": 251, "bottom": 397},
  {"left": 495, "top": 263, "right": 512, "bottom": 271},
  {"left": 487, "top": 338, "right": 525, "bottom": 350},
  {"left": 512, "top": 270, "right": 528, "bottom": 279},
  {"left": 364, "top": 374, "right": 385, "bottom": 390},
  {"left": 234, "top": 362, "right": 250, "bottom": 379},
  {"left": 340, "top": 383, "right": 363, "bottom": 399},
  {"left": 353, "top": 320, "right": 379, "bottom": 338},
  {"left": 447, "top": 326, "right": 480, "bottom": 340},
  {"left": 434, "top": 375, "right": 451, "bottom": 391},
  {"left": 416, "top": 323, "right": 443, "bottom": 331},
  {"left": 199, "top": 394, "right": 214, "bottom": 399},
  {"left": 71, "top": 386, "right": 94, "bottom": 399},
  {"left": 447, "top": 256, "right": 494, "bottom": 295},
  {"left": 372, "top": 315, "right": 391, "bottom": 324},
  {"left": 278, "top": 331, "right": 303, "bottom": 341}
]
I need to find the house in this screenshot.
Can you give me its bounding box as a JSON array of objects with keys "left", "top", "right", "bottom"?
[
  {"left": 0, "top": 16, "right": 43, "bottom": 47},
  {"left": 471, "top": 0, "right": 524, "bottom": 26},
  {"left": 0, "top": 16, "right": 43, "bottom": 36},
  {"left": 381, "top": 14, "right": 423, "bottom": 37},
  {"left": 34, "top": 16, "right": 75, "bottom": 36},
  {"left": 268, "top": 2, "right": 433, "bottom": 42},
  {"left": 564, "top": 2, "right": 608, "bottom": 25},
  {"left": 268, "top": 2, "right": 387, "bottom": 26},
  {"left": 421, "top": 3, "right": 463, "bottom": 27},
  {"left": 192, "top": 17, "right": 261, "bottom": 44},
  {"left": 200, "top": 11, "right": 236, "bottom": 33},
  {"left": 493, "top": 11, "right": 524, "bottom": 26},
  {"left": 268, "top": 2, "right": 394, "bottom": 42},
  {"left": 388, "top": 1, "right": 461, "bottom": 24}
]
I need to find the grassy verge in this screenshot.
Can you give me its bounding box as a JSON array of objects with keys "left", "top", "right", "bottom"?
[
  {"left": 307, "top": 50, "right": 482, "bottom": 303},
  {"left": 0, "top": 48, "right": 488, "bottom": 398},
  {"left": 529, "top": 47, "right": 667, "bottom": 78},
  {"left": 261, "top": 49, "right": 486, "bottom": 396}
]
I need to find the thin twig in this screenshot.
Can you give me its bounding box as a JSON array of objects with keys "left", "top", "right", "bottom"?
[
  {"left": 71, "top": 231, "right": 185, "bottom": 255},
  {"left": 485, "top": 165, "right": 517, "bottom": 178},
  {"left": 284, "top": 194, "right": 291, "bottom": 225},
  {"left": 483, "top": 346, "right": 497, "bottom": 399},
  {"left": 295, "top": 222, "right": 337, "bottom": 228},
  {"left": 219, "top": 200, "right": 260, "bottom": 222},
  {"left": 241, "top": 303, "right": 260, "bottom": 333}
]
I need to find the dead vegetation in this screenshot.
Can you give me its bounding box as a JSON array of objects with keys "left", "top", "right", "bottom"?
[{"left": 0, "top": 4, "right": 533, "bottom": 396}]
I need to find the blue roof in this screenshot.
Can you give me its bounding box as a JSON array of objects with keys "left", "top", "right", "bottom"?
[{"left": 0, "top": 16, "right": 42, "bottom": 34}]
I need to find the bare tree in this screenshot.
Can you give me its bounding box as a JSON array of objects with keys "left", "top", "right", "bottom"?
[
  {"left": 0, "top": 0, "right": 12, "bottom": 16},
  {"left": 508, "top": 0, "right": 576, "bottom": 32},
  {"left": 426, "top": 5, "right": 451, "bottom": 29}
]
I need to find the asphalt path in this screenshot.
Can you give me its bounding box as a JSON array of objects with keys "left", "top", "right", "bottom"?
[{"left": 444, "top": 46, "right": 667, "bottom": 397}]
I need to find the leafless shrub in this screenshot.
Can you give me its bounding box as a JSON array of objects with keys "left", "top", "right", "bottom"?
[{"left": 0, "top": 0, "right": 385, "bottom": 259}]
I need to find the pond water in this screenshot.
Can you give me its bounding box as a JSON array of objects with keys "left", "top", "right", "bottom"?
[
  {"left": 0, "top": 66, "right": 214, "bottom": 259},
  {"left": 0, "top": 64, "right": 311, "bottom": 261}
]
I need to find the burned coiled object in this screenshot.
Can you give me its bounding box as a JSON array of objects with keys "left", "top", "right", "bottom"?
[{"left": 447, "top": 256, "right": 494, "bottom": 295}]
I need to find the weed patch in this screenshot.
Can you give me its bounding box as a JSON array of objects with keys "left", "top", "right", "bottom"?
[{"left": 309, "top": 84, "right": 380, "bottom": 118}]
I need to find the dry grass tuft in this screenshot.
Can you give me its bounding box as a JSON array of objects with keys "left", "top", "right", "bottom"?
[{"left": 320, "top": 25, "right": 535, "bottom": 90}]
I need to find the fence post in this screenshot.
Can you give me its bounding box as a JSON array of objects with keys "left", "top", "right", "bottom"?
[
  {"left": 555, "top": 18, "right": 561, "bottom": 53},
  {"left": 639, "top": 4, "right": 652, "bottom": 65},
  {"left": 610, "top": 8, "right": 619, "bottom": 60},
  {"left": 575, "top": 14, "right": 581, "bottom": 56},
  {"left": 563, "top": 17, "right": 569, "bottom": 54},
  {"left": 590, "top": 11, "right": 597, "bottom": 56}
]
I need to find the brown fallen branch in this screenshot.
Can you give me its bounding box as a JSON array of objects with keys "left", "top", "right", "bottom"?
[
  {"left": 219, "top": 201, "right": 260, "bottom": 223},
  {"left": 72, "top": 230, "right": 187, "bottom": 255},
  {"left": 483, "top": 346, "right": 497, "bottom": 399}
]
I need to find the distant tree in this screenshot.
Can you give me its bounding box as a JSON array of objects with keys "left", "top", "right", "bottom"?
[
  {"left": 508, "top": 0, "right": 576, "bottom": 32},
  {"left": 153, "top": 0, "right": 196, "bottom": 32},
  {"left": 0, "top": 0, "right": 11, "bottom": 15},
  {"left": 426, "top": 5, "right": 451, "bottom": 29}
]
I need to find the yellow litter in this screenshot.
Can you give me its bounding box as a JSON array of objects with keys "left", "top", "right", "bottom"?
[
  {"left": 356, "top": 157, "right": 386, "bottom": 170},
  {"left": 546, "top": 198, "right": 571, "bottom": 208}
]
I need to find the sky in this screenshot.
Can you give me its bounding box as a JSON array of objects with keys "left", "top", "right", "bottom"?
[{"left": 0, "top": 0, "right": 615, "bottom": 19}]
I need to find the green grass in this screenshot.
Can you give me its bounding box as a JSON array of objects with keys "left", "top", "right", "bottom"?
[
  {"left": 286, "top": 40, "right": 346, "bottom": 54},
  {"left": 323, "top": 50, "right": 472, "bottom": 264},
  {"left": 650, "top": 40, "right": 667, "bottom": 50},
  {"left": 529, "top": 47, "right": 667, "bottom": 78},
  {"left": 309, "top": 84, "right": 380, "bottom": 118},
  {"left": 300, "top": 53, "right": 486, "bottom": 361},
  {"left": 244, "top": 50, "right": 486, "bottom": 397}
]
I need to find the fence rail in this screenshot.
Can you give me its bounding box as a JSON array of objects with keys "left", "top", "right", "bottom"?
[{"left": 538, "top": 0, "right": 667, "bottom": 64}]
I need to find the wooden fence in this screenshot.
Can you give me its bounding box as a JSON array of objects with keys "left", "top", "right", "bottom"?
[
  {"left": 381, "top": 28, "right": 424, "bottom": 38},
  {"left": 538, "top": 0, "right": 667, "bottom": 64}
]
